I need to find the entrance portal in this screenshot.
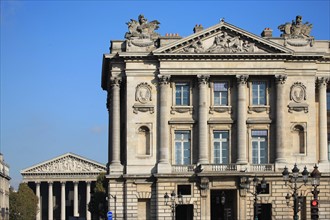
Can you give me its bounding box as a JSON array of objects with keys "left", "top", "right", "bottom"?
[
  {"left": 175, "top": 204, "right": 193, "bottom": 220},
  {"left": 211, "top": 190, "right": 236, "bottom": 220}
]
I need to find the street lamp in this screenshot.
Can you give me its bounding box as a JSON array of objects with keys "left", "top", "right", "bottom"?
[
  {"left": 282, "top": 164, "right": 321, "bottom": 220},
  {"left": 240, "top": 175, "right": 267, "bottom": 220},
  {"left": 164, "top": 191, "right": 183, "bottom": 220}
]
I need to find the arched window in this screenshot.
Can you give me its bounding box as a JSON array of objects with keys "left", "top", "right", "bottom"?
[
  {"left": 137, "top": 126, "right": 151, "bottom": 155},
  {"left": 292, "top": 125, "right": 305, "bottom": 154}
]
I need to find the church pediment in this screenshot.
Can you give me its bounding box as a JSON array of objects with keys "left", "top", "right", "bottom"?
[
  {"left": 21, "top": 153, "right": 106, "bottom": 175},
  {"left": 153, "top": 20, "right": 293, "bottom": 55}
]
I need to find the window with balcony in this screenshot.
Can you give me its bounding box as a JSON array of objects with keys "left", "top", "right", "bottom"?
[
  {"left": 175, "top": 130, "right": 191, "bottom": 165},
  {"left": 213, "top": 131, "right": 229, "bottom": 164},
  {"left": 175, "top": 83, "right": 190, "bottom": 106},
  {"left": 328, "top": 133, "right": 330, "bottom": 161},
  {"left": 252, "top": 130, "right": 268, "bottom": 164}
]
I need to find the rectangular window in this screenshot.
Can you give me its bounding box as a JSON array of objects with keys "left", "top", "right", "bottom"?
[
  {"left": 175, "top": 83, "right": 190, "bottom": 106},
  {"left": 214, "top": 82, "right": 228, "bottom": 106},
  {"left": 252, "top": 130, "right": 268, "bottom": 164},
  {"left": 252, "top": 82, "right": 266, "bottom": 105},
  {"left": 213, "top": 131, "right": 229, "bottom": 164},
  {"left": 175, "top": 131, "right": 191, "bottom": 165},
  {"left": 328, "top": 133, "right": 330, "bottom": 161}
]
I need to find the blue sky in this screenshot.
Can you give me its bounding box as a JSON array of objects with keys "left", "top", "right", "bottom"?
[{"left": 1, "top": 0, "right": 329, "bottom": 189}]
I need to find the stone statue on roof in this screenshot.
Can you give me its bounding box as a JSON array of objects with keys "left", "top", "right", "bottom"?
[{"left": 125, "top": 14, "right": 160, "bottom": 41}]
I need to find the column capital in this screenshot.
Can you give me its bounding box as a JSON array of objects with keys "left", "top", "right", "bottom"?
[
  {"left": 48, "top": 181, "right": 53, "bottom": 185},
  {"left": 158, "top": 74, "right": 171, "bottom": 85},
  {"left": 316, "top": 77, "right": 329, "bottom": 88},
  {"left": 236, "top": 75, "right": 249, "bottom": 84},
  {"left": 197, "top": 75, "right": 210, "bottom": 85},
  {"left": 275, "top": 74, "right": 288, "bottom": 84},
  {"left": 60, "top": 181, "right": 66, "bottom": 185},
  {"left": 107, "top": 76, "right": 122, "bottom": 90}
]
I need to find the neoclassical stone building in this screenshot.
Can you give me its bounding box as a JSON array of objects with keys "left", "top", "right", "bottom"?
[
  {"left": 0, "top": 154, "right": 10, "bottom": 220},
  {"left": 101, "top": 15, "right": 330, "bottom": 220},
  {"left": 21, "top": 153, "right": 106, "bottom": 220}
]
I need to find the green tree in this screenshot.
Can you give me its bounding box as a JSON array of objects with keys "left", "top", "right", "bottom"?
[
  {"left": 9, "top": 183, "right": 38, "bottom": 220},
  {"left": 88, "top": 172, "right": 108, "bottom": 220}
]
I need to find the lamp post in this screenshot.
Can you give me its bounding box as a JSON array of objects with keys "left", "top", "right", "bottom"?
[
  {"left": 164, "top": 191, "right": 183, "bottom": 220},
  {"left": 282, "top": 164, "right": 321, "bottom": 220},
  {"left": 109, "top": 194, "right": 117, "bottom": 220},
  {"left": 240, "top": 175, "right": 267, "bottom": 220}
]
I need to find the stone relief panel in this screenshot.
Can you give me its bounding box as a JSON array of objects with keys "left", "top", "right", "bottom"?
[
  {"left": 179, "top": 30, "right": 263, "bottom": 53},
  {"left": 133, "top": 82, "right": 154, "bottom": 114},
  {"left": 24, "top": 155, "right": 106, "bottom": 173},
  {"left": 288, "top": 82, "right": 308, "bottom": 113},
  {"left": 278, "top": 15, "right": 314, "bottom": 47}
]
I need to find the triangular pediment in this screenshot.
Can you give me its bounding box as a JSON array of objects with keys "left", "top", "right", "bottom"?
[
  {"left": 21, "top": 153, "right": 106, "bottom": 175},
  {"left": 154, "top": 21, "right": 293, "bottom": 55}
]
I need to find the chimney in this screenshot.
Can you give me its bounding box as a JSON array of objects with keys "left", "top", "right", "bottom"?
[
  {"left": 261, "top": 28, "right": 273, "bottom": 38},
  {"left": 193, "top": 24, "right": 204, "bottom": 33}
]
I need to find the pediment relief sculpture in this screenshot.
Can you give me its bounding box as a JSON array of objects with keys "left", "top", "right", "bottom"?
[
  {"left": 278, "top": 15, "right": 314, "bottom": 47},
  {"left": 23, "top": 155, "right": 106, "bottom": 174},
  {"left": 179, "top": 31, "right": 263, "bottom": 54},
  {"left": 125, "top": 14, "right": 160, "bottom": 50}
]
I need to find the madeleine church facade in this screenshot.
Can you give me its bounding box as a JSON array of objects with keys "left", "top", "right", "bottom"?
[{"left": 101, "top": 15, "right": 330, "bottom": 220}]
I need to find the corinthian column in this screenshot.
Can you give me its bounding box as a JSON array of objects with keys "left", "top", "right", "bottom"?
[
  {"left": 61, "top": 181, "right": 66, "bottom": 220},
  {"left": 198, "top": 75, "right": 210, "bottom": 164},
  {"left": 73, "top": 181, "right": 79, "bottom": 217},
  {"left": 157, "top": 75, "right": 171, "bottom": 173},
  {"left": 317, "top": 77, "right": 329, "bottom": 163},
  {"left": 108, "top": 77, "right": 123, "bottom": 172},
  {"left": 36, "top": 182, "right": 41, "bottom": 220},
  {"left": 48, "top": 181, "right": 53, "bottom": 220},
  {"left": 86, "top": 181, "right": 91, "bottom": 220},
  {"left": 236, "top": 75, "right": 248, "bottom": 164},
  {"left": 275, "top": 75, "right": 287, "bottom": 163}
]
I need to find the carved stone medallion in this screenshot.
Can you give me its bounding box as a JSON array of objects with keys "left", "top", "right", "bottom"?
[
  {"left": 136, "top": 82, "right": 152, "bottom": 104},
  {"left": 290, "top": 82, "right": 306, "bottom": 103}
]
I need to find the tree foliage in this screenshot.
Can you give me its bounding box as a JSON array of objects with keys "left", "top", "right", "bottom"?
[
  {"left": 88, "top": 172, "right": 108, "bottom": 220},
  {"left": 9, "top": 183, "right": 38, "bottom": 220}
]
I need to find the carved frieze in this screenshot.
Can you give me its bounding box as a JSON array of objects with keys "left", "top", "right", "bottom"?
[
  {"left": 22, "top": 154, "right": 106, "bottom": 174},
  {"left": 180, "top": 30, "right": 260, "bottom": 53},
  {"left": 288, "top": 82, "right": 308, "bottom": 113},
  {"left": 278, "top": 15, "right": 314, "bottom": 47}
]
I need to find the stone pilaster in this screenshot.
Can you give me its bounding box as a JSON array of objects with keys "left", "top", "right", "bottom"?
[
  {"left": 157, "top": 75, "right": 171, "bottom": 173},
  {"left": 236, "top": 75, "right": 248, "bottom": 164},
  {"left": 48, "top": 181, "right": 53, "bottom": 220},
  {"left": 317, "top": 77, "right": 329, "bottom": 163},
  {"left": 61, "top": 181, "right": 66, "bottom": 220},
  {"left": 275, "top": 75, "right": 287, "bottom": 163},
  {"left": 198, "top": 75, "right": 210, "bottom": 164},
  {"left": 108, "top": 77, "right": 123, "bottom": 173}
]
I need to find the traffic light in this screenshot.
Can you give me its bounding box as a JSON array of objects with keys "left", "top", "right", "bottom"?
[{"left": 311, "top": 199, "right": 319, "bottom": 219}]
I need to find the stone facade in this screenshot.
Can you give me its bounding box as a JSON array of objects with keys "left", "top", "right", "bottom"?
[
  {"left": 0, "top": 154, "right": 10, "bottom": 220},
  {"left": 21, "top": 153, "right": 106, "bottom": 220},
  {"left": 101, "top": 15, "right": 330, "bottom": 220}
]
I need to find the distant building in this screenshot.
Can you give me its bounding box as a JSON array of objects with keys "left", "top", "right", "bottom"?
[
  {"left": 101, "top": 15, "right": 330, "bottom": 219},
  {"left": 0, "top": 153, "right": 10, "bottom": 220},
  {"left": 21, "top": 152, "right": 106, "bottom": 220}
]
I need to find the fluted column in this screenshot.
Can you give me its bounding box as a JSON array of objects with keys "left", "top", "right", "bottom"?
[
  {"left": 61, "top": 181, "right": 66, "bottom": 220},
  {"left": 108, "top": 77, "right": 123, "bottom": 172},
  {"left": 198, "top": 75, "right": 210, "bottom": 164},
  {"left": 275, "top": 75, "right": 287, "bottom": 163},
  {"left": 317, "top": 77, "right": 329, "bottom": 163},
  {"left": 48, "top": 181, "right": 53, "bottom": 220},
  {"left": 236, "top": 75, "right": 248, "bottom": 164},
  {"left": 36, "top": 182, "right": 41, "bottom": 220},
  {"left": 86, "top": 181, "right": 91, "bottom": 220},
  {"left": 73, "top": 181, "right": 79, "bottom": 217},
  {"left": 157, "top": 75, "right": 171, "bottom": 173}
]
